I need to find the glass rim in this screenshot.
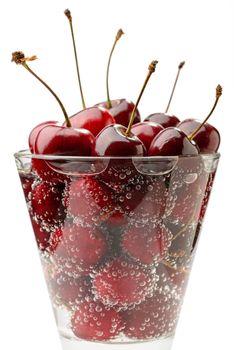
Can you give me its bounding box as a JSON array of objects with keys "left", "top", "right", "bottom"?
[{"left": 14, "top": 149, "right": 221, "bottom": 162}]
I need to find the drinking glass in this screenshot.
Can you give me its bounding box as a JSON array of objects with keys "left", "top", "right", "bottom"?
[{"left": 14, "top": 150, "right": 220, "bottom": 350}]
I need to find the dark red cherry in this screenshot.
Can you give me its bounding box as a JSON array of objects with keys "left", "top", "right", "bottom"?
[
  {"left": 29, "top": 121, "right": 58, "bottom": 152},
  {"left": 145, "top": 113, "right": 180, "bottom": 128},
  {"left": 96, "top": 99, "right": 140, "bottom": 128},
  {"left": 35, "top": 124, "right": 95, "bottom": 156},
  {"left": 131, "top": 121, "right": 164, "bottom": 151},
  {"left": 177, "top": 119, "right": 220, "bottom": 153},
  {"left": 67, "top": 107, "right": 115, "bottom": 137},
  {"left": 92, "top": 124, "right": 146, "bottom": 157},
  {"left": 148, "top": 127, "right": 199, "bottom": 156}
]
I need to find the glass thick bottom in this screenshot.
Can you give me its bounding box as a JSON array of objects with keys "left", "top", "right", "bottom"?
[{"left": 60, "top": 335, "right": 174, "bottom": 350}]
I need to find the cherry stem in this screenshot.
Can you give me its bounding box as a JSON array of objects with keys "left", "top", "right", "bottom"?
[
  {"left": 165, "top": 61, "right": 185, "bottom": 113},
  {"left": 106, "top": 29, "right": 124, "bottom": 109},
  {"left": 11, "top": 51, "right": 71, "bottom": 127},
  {"left": 125, "top": 60, "right": 158, "bottom": 136},
  {"left": 189, "top": 84, "right": 222, "bottom": 140},
  {"left": 64, "top": 9, "right": 86, "bottom": 109}
]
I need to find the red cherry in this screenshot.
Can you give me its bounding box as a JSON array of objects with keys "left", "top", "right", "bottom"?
[
  {"left": 96, "top": 99, "right": 140, "bottom": 128},
  {"left": 92, "top": 124, "right": 146, "bottom": 157},
  {"left": 68, "top": 107, "right": 115, "bottom": 137},
  {"left": 145, "top": 113, "right": 180, "bottom": 128},
  {"left": 199, "top": 172, "right": 216, "bottom": 221},
  {"left": 93, "top": 258, "right": 154, "bottom": 307},
  {"left": 71, "top": 300, "right": 123, "bottom": 341},
  {"left": 122, "top": 223, "right": 171, "bottom": 265},
  {"left": 177, "top": 118, "right": 220, "bottom": 153},
  {"left": 64, "top": 177, "right": 115, "bottom": 224},
  {"left": 122, "top": 292, "right": 180, "bottom": 339},
  {"left": 28, "top": 120, "right": 58, "bottom": 152},
  {"left": 31, "top": 219, "right": 51, "bottom": 251},
  {"left": 45, "top": 264, "right": 92, "bottom": 306},
  {"left": 148, "top": 127, "right": 199, "bottom": 156},
  {"left": 31, "top": 181, "right": 66, "bottom": 226},
  {"left": 35, "top": 124, "right": 95, "bottom": 156},
  {"left": 131, "top": 121, "right": 164, "bottom": 151},
  {"left": 53, "top": 223, "right": 107, "bottom": 276}
]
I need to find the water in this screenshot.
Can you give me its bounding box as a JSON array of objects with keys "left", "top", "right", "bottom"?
[{"left": 18, "top": 156, "right": 216, "bottom": 346}]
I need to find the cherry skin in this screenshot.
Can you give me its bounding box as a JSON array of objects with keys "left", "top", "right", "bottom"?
[
  {"left": 92, "top": 124, "right": 146, "bottom": 157},
  {"left": 67, "top": 107, "right": 115, "bottom": 137},
  {"left": 96, "top": 99, "right": 140, "bottom": 128},
  {"left": 148, "top": 127, "right": 199, "bottom": 156},
  {"left": 29, "top": 120, "right": 58, "bottom": 152},
  {"left": 145, "top": 113, "right": 180, "bottom": 128},
  {"left": 131, "top": 121, "right": 164, "bottom": 152},
  {"left": 177, "top": 118, "right": 220, "bottom": 153},
  {"left": 35, "top": 124, "right": 95, "bottom": 156}
]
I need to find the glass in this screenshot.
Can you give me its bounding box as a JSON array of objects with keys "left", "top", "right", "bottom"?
[{"left": 14, "top": 150, "right": 220, "bottom": 350}]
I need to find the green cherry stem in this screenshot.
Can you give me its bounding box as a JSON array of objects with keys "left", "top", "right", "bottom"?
[
  {"left": 165, "top": 61, "right": 185, "bottom": 113},
  {"left": 11, "top": 51, "right": 71, "bottom": 127},
  {"left": 106, "top": 29, "right": 124, "bottom": 109},
  {"left": 125, "top": 60, "right": 158, "bottom": 136},
  {"left": 188, "top": 84, "right": 222, "bottom": 140},
  {"left": 64, "top": 9, "right": 86, "bottom": 109}
]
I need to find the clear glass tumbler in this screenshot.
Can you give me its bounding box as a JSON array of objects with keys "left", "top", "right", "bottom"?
[{"left": 14, "top": 150, "right": 220, "bottom": 350}]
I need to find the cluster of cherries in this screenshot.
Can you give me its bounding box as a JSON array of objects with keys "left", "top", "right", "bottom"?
[{"left": 14, "top": 9, "right": 221, "bottom": 343}]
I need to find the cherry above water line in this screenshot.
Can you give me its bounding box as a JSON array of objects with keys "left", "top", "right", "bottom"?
[
  {"left": 177, "top": 85, "right": 222, "bottom": 153},
  {"left": 95, "top": 29, "right": 140, "bottom": 127},
  {"left": 148, "top": 85, "right": 222, "bottom": 156},
  {"left": 93, "top": 60, "right": 158, "bottom": 157},
  {"left": 145, "top": 61, "right": 185, "bottom": 127}
]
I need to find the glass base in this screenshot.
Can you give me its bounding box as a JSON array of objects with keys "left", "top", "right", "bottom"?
[{"left": 60, "top": 335, "right": 174, "bottom": 350}]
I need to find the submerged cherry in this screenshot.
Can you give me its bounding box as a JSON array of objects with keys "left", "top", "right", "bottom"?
[
  {"left": 93, "top": 60, "right": 158, "bottom": 157},
  {"left": 145, "top": 61, "right": 185, "bottom": 127}
]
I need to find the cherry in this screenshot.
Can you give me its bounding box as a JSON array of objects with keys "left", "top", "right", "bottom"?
[
  {"left": 68, "top": 107, "right": 115, "bottom": 137},
  {"left": 93, "top": 258, "right": 154, "bottom": 307},
  {"left": 30, "top": 181, "right": 66, "bottom": 226},
  {"left": 93, "top": 124, "right": 146, "bottom": 156},
  {"left": 34, "top": 124, "right": 95, "bottom": 156},
  {"left": 97, "top": 99, "right": 141, "bottom": 128},
  {"left": 148, "top": 127, "right": 199, "bottom": 156},
  {"left": 178, "top": 119, "right": 220, "bottom": 153},
  {"left": 144, "top": 61, "right": 185, "bottom": 127},
  {"left": 122, "top": 292, "right": 180, "bottom": 339},
  {"left": 19, "top": 172, "right": 34, "bottom": 199},
  {"left": 45, "top": 264, "right": 92, "bottom": 306},
  {"left": 64, "top": 177, "right": 115, "bottom": 224},
  {"left": 29, "top": 120, "right": 58, "bottom": 152},
  {"left": 53, "top": 222, "right": 107, "bottom": 276},
  {"left": 71, "top": 300, "right": 123, "bottom": 341},
  {"left": 93, "top": 60, "right": 158, "bottom": 157},
  {"left": 131, "top": 121, "right": 164, "bottom": 151},
  {"left": 122, "top": 222, "right": 171, "bottom": 265},
  {"left": 145, "top": 113, "right": 180, "bottom": 128},
  {"left": 178, "top": 85, "right": 222, "bottom": 153}
]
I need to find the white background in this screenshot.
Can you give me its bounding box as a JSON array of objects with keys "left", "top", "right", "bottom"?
[{"left": 0, "top": 0, "right": 233, "bottom": 349}]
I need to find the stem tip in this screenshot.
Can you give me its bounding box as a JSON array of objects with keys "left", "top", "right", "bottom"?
[
  {"left": 216, "top": 84, "right": 222, "bottom": 98},
  {"left": 149, "top": 60, "right": 158, "bottom": 73},
  {"left": 116, "top": 29, "right": 124, "bottom": 41},
  {"left": 11, "top": 51, "right": 37, "bottom": 65},
  {"left": 64, "top": 9, "right": 72, "bottom": 21},
  {"left": 178, "top": 61, "right": 185, "bottom": 69}
]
